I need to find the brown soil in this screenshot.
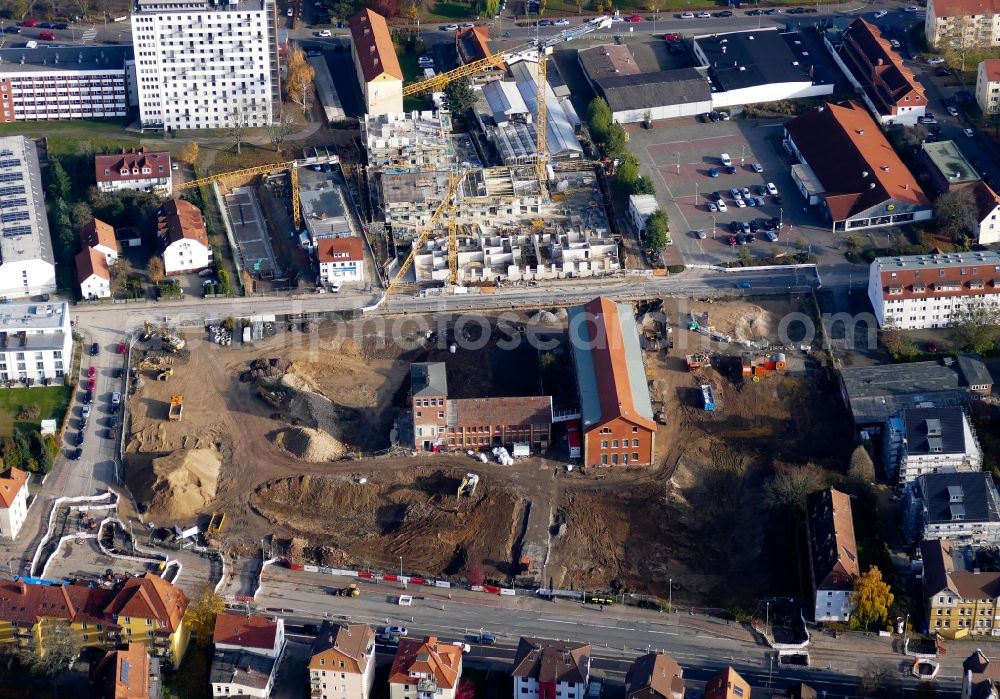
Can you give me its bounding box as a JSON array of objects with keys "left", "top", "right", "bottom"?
[
  {"left": 271, "top": 427, "right": 346, "bottom": 462},
  {"left": 127, "top": 448, "right": 222, "bottom": 521},
  {"left": 251, "top": 467, "right": 526, "bottom": 576}
]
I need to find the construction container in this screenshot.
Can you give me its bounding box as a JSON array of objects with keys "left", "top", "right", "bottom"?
[
  {"left": 168, "top": 395, "right": 184, "bottom": 421},
  {"left": 701, "top": 384, "right": 716, "bottom": 411}
]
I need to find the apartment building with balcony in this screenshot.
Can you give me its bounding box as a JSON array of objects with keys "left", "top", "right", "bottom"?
[
  {"left": 0, "top": 46, "right": 135, "bottom": 123},
  {"left": 926, "top": 0, "right": 1000, "bottom": 49},
  {"left": 0, "top": 467, "right": 28, "bottom": 539},
  {"left": 884, "top": 407, "right": 983, "bottom": 485},
  {"left": 132, "top": 0, "right": 280, "bottom": 131},
  {"left": 388, "top": 636, "right": 462, "bottom": 699},
  {"left": 978, "top": 59, "right": 1000, "bottom": 116},
  {"left": 868, "top": 251, "right": 1000, "bottom": 329},
  {"left": 904, "top": 470, "right": 1000, "bottom": 545},
  {"left": 0, "top": 301, "right": 72, "bottom": 386}
]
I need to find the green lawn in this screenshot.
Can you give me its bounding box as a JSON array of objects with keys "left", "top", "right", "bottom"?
[
  {"left": 0, "top": 386, "right": 72, "bottom": 438},
  {"left": 0, "top": 121, "right": 153, "bottom": 157}
]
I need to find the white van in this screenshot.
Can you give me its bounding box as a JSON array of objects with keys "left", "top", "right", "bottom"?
[{"left": 720, "top": 153, "right": 732, "bottom": 167}]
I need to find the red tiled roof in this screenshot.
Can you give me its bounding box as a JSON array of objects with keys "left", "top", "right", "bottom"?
[
  {"left": 972, "top": 180, "right": 1000, "bottom": 223},
  {"left": 705, "top": 667, "right": 750, "bottom": 699},
  {"left": 984, "top": 59, "right": 1000, "bottom": 83},
  {"left": 512, "top": 637, "right": 591, "bottom": 685},
  {"left": 453, "top": 396, "right": 552, "bottom": 428},
  {"left": 388, "top": 636, "right": 462, "bottom": 689},
  {"left": 213, "top": 612, "right": 280, "bottom": 651},
  {"left": 77, "top": 246, "right": 111, "bottom": 283},
  {"left": 317, "top": 236, "right": 364, "bottom": 263},
  {"left": 157, "top": 199, "right": 208, "bottom": 248},
  {"left": 0, "top": 467, "right": 27, "bottom": 508},
  {"left": 457, "top": 25, "right": 499, "bottom": 66},
  {"left": 785, "top": 101, "right": 930, "bottom": 221},
  {"left": 103, "top": 574, "right": 188, "bottom": 633},
  {"left": 932, "top": 0, "right": 1000, "bottom": 16},
  {"left": 93, "top": 643, "right": 152, "bottom": 699},
  {"left": 95, "top": 148, "right": 171, "bottom": 185},
  {"left": 579, "top": 297, "right": 657, "bottom": 433},
  {"left": 80, "top": 217, "right": 120, "bottom": 254},
  {"left": 807, "top": 488, "right": 859, "bottom": 591},
  {"left": 349, "top": 8, "right": 403, "bottom": 83},
  {"left": 0, "top": 580, "right": 78, "bottom": 625},
  {"left": 839, "top": 19, "right": 924, "bottom": 114}
]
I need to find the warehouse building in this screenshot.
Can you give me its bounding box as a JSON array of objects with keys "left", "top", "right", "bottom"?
[
  {"left": 693, "top": 28, "right": 835, "bottom": 109},
  {"left": 0, "top": 46, "right": 136, "bottom": 123},
  {"left": 0, "top": 136, "right": 55, "bottom": 299}
]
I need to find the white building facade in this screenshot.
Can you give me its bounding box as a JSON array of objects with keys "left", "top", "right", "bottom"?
[
  {"left": 514, "top": 676, "right": 587, "bottom": 699},
  {"left": 868, "top": 251, "right": 1000, "bottom": 329},
  {"left": 317, "top": 237, "right": 365, "bottom": 284},
  {"left": 0, "top": 136, "right": 56, "bottom": 299},
  {"left": 0, "top": 302, "right": 73, "bottom": 385},
  {"left": 926, "top": 0, "right": 1000, "bottom": 49},
  {"left": 0, "top": 468, "right": 28, "bottom": 539},
  {"left": 977, "top": 59, "right": 1000, "bottom": 117},
  {"left": 132, "top": 0, "right": 279, "bottom": 131},
  {"left": 893, "top": 409, "right": 983, "bottom": 486}
]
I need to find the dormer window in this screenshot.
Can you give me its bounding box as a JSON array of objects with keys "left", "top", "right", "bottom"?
[
  {"left": 912, "top": 283, "right": 926, "bottom": 293},
  {"left": 120, "top": 168, "right": 128, "bottom": 175},
  {"left": 887, "top": 284, "right": 903, "bottom": 295},
  {"left": 142, "top": 167, "right": 151, "bottom": 174}
]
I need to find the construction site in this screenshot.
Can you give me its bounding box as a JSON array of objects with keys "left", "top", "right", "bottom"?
[{"left": 118, "top": 295, "right": 854, "bottom": 605}]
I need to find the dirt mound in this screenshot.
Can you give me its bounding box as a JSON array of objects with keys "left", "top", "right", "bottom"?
[
  {"left": 240, "top": 357, "right": 292, "bottom": 383},
  {"left": 251, "top": 469, "right": 525, "bottom": 576},
  {"left": 271, "top": 427, "right": 346, "bottom": 462},
  {"left": 128, "top": 448, "right": 222, "bottom": 521}
]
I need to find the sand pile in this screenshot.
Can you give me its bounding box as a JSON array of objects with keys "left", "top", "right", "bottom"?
[
  {"left": 130, "top": 448, "right": 221, "bottom": 521},
  {"left": 272, "top": 427, "right": 346, "bottom": 462}
]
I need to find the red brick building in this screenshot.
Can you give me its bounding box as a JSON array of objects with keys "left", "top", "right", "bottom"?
[
  {"left": 568, "top": 297, "right": 657, "bottom": 467},
  {"left": 410, "top": 362, "right": 552, "bottom": 452}
]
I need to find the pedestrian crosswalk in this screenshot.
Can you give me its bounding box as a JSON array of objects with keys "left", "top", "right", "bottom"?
[{"left": 80, "top": 27, "right": 97, "bottom": 42}]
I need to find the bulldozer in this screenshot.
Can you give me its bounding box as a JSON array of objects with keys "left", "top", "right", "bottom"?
[
  {"left": 458, "top": 473, "right": 480, "bottom": 498},
  {"left": 338, "top": 583, "right": 360, "bottom": 598},
  {"left": 137, "top": 356, "right": 165, "bottom": 371},
  {"left": 140, "top": 320, "right": 156, "bottom": 342}
]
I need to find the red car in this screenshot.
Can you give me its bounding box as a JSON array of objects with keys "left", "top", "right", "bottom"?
[
  {"left": 663, "top": 32, "right": 681, "bottom": 42},
  {"left": 38, "top": 31, "right": 55, "bottom": 40},
  {"left": 20, "top": 18, "right": 38, "bottom": 27},
  {"left": 625, "top": 13, "right": 643, "bottom": 21},
  {"left": 87, "top": 378, "right": 96, "bottom": 391},
  {"left": 117, "top": 342, "right": 126, "bottom": 354},
  {"left": 87, "top": 366, "right": 96, "bottom": 378}
]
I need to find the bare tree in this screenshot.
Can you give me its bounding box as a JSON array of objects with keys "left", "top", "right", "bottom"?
[
  {"left": 265, "top": 111, "right": 295, "bottom": 152},
  {"left": 225, "top": 101, "right": 264, "bottom": 155},
  {"left": 14, "top": 619, "right": 78, "bottom": 675},
  {"left": 285, "top": 48, "right": 316, "bottom": 117}
]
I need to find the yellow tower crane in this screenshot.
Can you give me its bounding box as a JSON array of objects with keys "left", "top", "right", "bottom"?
[
  {"left": 173, "top": 160, "right": 303, "bottom": 230},
  {"left": 401, "top": 16, "right": 613, "bottom": 191}
]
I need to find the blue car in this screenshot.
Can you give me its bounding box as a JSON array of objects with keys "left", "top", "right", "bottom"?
[
  {"left": 746, "top": 197, "right": 757, "bottom": 207},
  {"left": 709, "top": 168, "right": 719, "bottom": 177}
]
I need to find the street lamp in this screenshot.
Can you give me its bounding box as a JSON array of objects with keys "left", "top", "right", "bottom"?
[
  {"left": 668, "top": 578, "right": 673, "bottom": 613},
  {"left": 399, "top": 556, "right": 403, "bottom": 577},
  {"left": 779, "top": 207, "right": 783, "bottom": 228},
  {"left": 712, "top": 215, "right": 716, "bottom": 238},
  {"left": 765, "top": 600, "right": 770, "bottom": 631},
  {"left": 693, "top": 181, "right": 699, "bottom": 206},
  {"left": 675, "top": 151, "right": 680, "bottom": 175}
]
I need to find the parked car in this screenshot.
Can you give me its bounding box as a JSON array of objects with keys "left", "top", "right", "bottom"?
[
  {"left": 117, "top": 341, "right": 127, "bottom": 354},
  {"left": 91, "top": 342, "right": 100, "bottom": 356},
  {"left": 679, "top": 11, "right": 695, "bottom": 18},
  {"left": 72, "top": 447, "right": 82, "bottom": 460},
  {"left": 82, "top": 405, "right": 91, "bottom": 419},
  {"left": 84, "top": 391, "right": 93, "bottom": 405},
  {"left": 720, "top": 153, "right": 732, "bottom": 166},
  {"left": 696, "top": 11, "right": 711, "bottom": 17},
  {"left": 734, "top": 198, "right": 746, "bottom": 208},
  {"left": 37, "top": 21, "right": 52, "bottom": 28},
  {"left": 76, "top": 431, "right": 85, "bottom": 446},
  {"left": 926, "top": 56, "right": 945, "bottom": 64},
  {"left": 712, "top": 190, "right": 724, "bottom": 202},
  {"left": 873, "top": 9, "right": 888, "bottom": 17},
  {"left": 554, "top": 18, "right": 570, "bottom": 25},
  {"left": 536, "top": 19, "right": 552, "bottom": 25},
  {"left": 474, "top": 632, "right": 496, "bottom": 645},
  {"left": 717, "top": 200, "right": 728, "bottom": 212},
  {"left": 927, "top": 340, "right": 938, "bottom": 353},
  {"left": 889, "top": 39, "right": 901, "bottom": 48},
  {"left": 625, "top": 14, "right": 643, "bottom": 22},
  {"left": 708, "top": 111, "right": 720, "bottom": 122},
  {"left": 765, "top": 230, "right": 778, "bottom": 241},
  {"left": 741, "top": 187, "right": 751, "bottom": 198},
  {"left": 725, "top": 165, "right": 737, "bottom": 174},
  {"left": 20, "top": 19, "right": 38, "bottom": 27},
  {"left": 730, "top": 187, "right": 742, "bottom": 200},
  {"left": 663, "top": 32, "right": 681, "bottom": 42},
  {"left": 317, "top": 29, "right": 331, "bottom": 36},
  {"left": 112, "top": 392, "right": 121, "bottom": 406},
  {"left": 452, "top": 642, "right": 472, "bottom": 653},
  {"left": 694, "top": 230, "right": 707, "bottom": 239},
  {"left": 3, "top": 26, "right": 21, "bottom": 33},
  {"left": 88, "top": 366, "right": 96, "bottom": 378},
  {"left": 918, "top": 116, "right": 937, "bottom": 124},
  {"left": 708, "top": 168, "right": 719, "bottom": 178},
  {"left": 947, "top": 106, "right": 959, "bottom": 116},
  {"left": 745, "top": 8, "right": 762, "bottom": 14},
  {"left": 382, "top": 626, "right": 408, "bottom": 636},
  {"left": 751, "top": 162, "right": 764, "bottom": 173},
  {"left": 376, "top": 633, "right": 400, "bottom": 646},
  {"left": 766, "top": 182, "right": 778, "bottom": 195},
  {"left": 746, "top": 196, "right": 757, "bottom": 207},
  {"left": 53, "top": 23, "right": 67, "bottom": 29},
  {"left": 718, "top": 111, "right": 730, "bottom": 121},
  {"left": 727, "top": 234, "right": 737, "bottom": 246},
  {"left": 736, "top": 234, "right": 747, "bottom": 245},
  {"left": 87, "top": 378, "right": 96, "bottom": 391},
  {"left": 708, "top": 201, "right": 718, "bottom": 212},
  {"left": 903, "top": 5, "right": 919, "bottom": 11},
  {"left": 443, "top": 23, "right": 459, "bottom": 30},
  {"left": 715, "top": 10, "right": 733, "bottom": 16},
  {"left": 965, "top": 128, "right": 975, "bottom": 137}
]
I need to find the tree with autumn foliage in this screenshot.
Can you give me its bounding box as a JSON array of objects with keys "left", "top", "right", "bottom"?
[
  {"left": 850, "top": 566, "right": 894, "bottom": 631},
  {"left": 285, "top": 48, "right": 316, "bottom": 117},
  {"left": 184, "top": 583, "right": 225, "bottom": 647}
]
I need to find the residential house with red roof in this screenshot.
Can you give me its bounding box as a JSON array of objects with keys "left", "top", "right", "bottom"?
[
  {"left": 410, "top": 361, "right": 553, "bottom": 452},
  {"left": 977, "top": 59, "right": 1000, "bottom": 116},
  {"left": 807, "top": 488, "right": 859, "bottom": 622},
  {"left": 456, "top": 26, "right": 504, "bottom": 84},
  {"left": 80, "top": 218, "right": 120, "bottom": 266},
  {"left": 512, "top": 637, "right": 591, "bottom": 699},
  {"left": 156, "top": 199, "right": 211, "bottom": 275},
  {"left": 91, "top": 642, "right": 162, "bottom": 699},
  {"left": 567, "top": 297, "right": 657, "bottom": 467},
  {"left": 0, "top": 467, "right": 28, "bottom": 539},
  {"left": 926, "top": 0, "right": 1000, "bottom": 49},
  {"left": 705, "top": 667, "right": 750, "bottom": 699},
  {"left": 317, "top": 237, "right": 365, "bottom": 284},
  {"left": 0, "top": 573, "right": 189, "bottom": 666},
  {"left": 834, "top": 19, "right": 926, "bottom": 125},
  {"left": 625, "top": 652, "right": 684, "bottom": 699},
  {"left": 784, "top": 101, "right": 932, "bottom": 232},
  {"left": 95, "top": 149, "right": 172, "bottom": 197},
  {"left": 921, "top": 540, "right": 1000, "bottom": 639},
  {"left": 308, "top": 621, "right": 376, "bottom": 699},
  {"left": 349, "top": 9, "right": 403, "bottom": 116},
  {"left": 213, "top": 613, "right": 285, "bottom": 658},
  {"left": 76, "top": 246, "right": 112, "bottom": 299},
  {"left": 388, "top": 636, "right": 462, "bottom": 699}
]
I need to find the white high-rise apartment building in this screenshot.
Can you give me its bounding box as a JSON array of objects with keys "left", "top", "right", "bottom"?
[{"left": 133, "top": 0, "right": 280, "bottom": 131}]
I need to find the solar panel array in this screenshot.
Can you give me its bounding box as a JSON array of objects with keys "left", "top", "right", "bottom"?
[{"left": 0, "top": 144, "right": 32, "bottom": 239}]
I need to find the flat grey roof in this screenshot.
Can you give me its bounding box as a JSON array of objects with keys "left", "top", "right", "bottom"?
[
  {"left": 840, "top": 360, "right": 970, "bottom": 425},
  {"left": 0, "top": 136, "right": 53, "bottom": 269},
  {"left": 299, "top": 168, "right": 357, "bottom": 240},
  {"left": 696, "top": 29, "right": 813, "bottom": 92},
  {"left": 597, "top": 68, "right": 710, "bottom": 112},
  {"left": 209, "top": 651, "right": 275, "bottom": 689},
  {"left": 0, "top": 302, "right": 67, "bottom": 331},
  {"left": 873, "top": 250, "right": 1000, "bottom": 272},
  {"left": 922, "top": 141, "right": 980, "bottom": 184},
  {"left": 0, "top": 46, "right": 133, "bottom": 73}
]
